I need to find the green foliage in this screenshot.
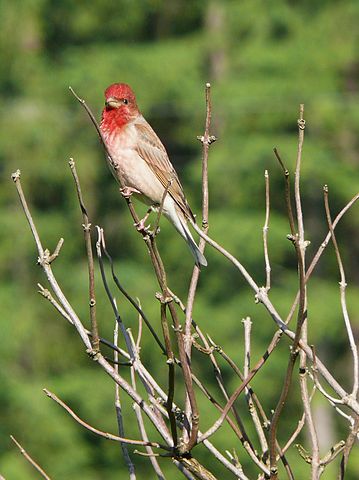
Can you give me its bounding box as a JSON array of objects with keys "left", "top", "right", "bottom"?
[{"left": 1, "top": 0, "right": 358, "bottom": 478}]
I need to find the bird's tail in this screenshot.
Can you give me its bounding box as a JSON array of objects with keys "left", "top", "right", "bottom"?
[
  {"left": 178, "top": 216, "right": 207, "bottom": 268},
  {"left": 185, "top": 230, "right": 208, "bottom": 268},
  {"left": 164, "top": 203, "right": 207, "bottom": 267}
]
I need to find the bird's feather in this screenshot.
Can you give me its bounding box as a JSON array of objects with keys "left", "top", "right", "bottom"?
[{"left": 134, "top": 118, "right": 195, "bottom": 222}]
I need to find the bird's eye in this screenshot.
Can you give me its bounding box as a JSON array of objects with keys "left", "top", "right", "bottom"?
[{"left": 123, "top": 98, "right": 129, "bottom": 104}]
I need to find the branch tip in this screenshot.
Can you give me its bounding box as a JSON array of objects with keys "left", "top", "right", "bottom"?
[{"left": 11, "top": 169, "right": 21, "bottom": 182}]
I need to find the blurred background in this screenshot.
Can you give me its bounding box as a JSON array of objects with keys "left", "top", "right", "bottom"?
[{"left": 1, "top": 0, "right": 359, "bottom": 478}]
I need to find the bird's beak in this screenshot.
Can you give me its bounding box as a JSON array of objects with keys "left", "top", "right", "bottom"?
[{"left": 105, "top": 97, "right": 121, "bottom": 109}]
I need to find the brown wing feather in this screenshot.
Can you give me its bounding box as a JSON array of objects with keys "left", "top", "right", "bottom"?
[{"left": 134, "top": 117, "right": 195, "bottom": 220}]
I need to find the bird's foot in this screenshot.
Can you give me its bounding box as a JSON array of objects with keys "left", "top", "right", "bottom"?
[
  {"left": 135, "top": 210, "right": 152, "bottom": 233},
  {"left": 120, "top": 186, "right": 141, "bottom": 199},
  {"left": 135, "top": 220, "right": 151, "bottom": 233}
]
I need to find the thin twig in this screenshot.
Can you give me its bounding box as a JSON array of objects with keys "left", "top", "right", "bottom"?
[
  {"left": 129, "top": 331, "right": 166, "bottom": 479},
  {"left": 242, "top": 317, "right": 268, "bottom": 455},
  {"left": 296, "top": 106, "right": 320, "bottom": 480},
  {"left": 273, "top": 148, "right": 296, "bottom": 237},
  {"left": 114, "top": 322, "right": 136, "bottom": 479},
  {"left": 263, "top": 169, "right": 271, "bottom": 291},
  {"left": 281, "top": 387, "right": 316, "bottom": 454},
  {"left": 295, "top": 105, "right": 306, "bottom": 242},
  {"left": 11, "top": 170, "right": 44, "bottom": 257},
  {"left": 284, "top": 189, "right": 359, "bottom": 327},
  {"left": 339, "top": 415, "right": 359, "bottom": 479},
  {"left": 38, "top": 283, "right": 130, "bottom": 358},
  {"left": 324, "top": 185, "right": 358, "bottom": 398},
  {"left": 43, "top": 389, "right": 170, "bottom": 450},
  {"left": 183, "top": 82, "right": 213, "bottom": 443},
  {"left": 96, "top": 227, "right": 135, "bottom": 360},
  {"left": 11, "top": 436, "right": 52, "bottom": 480},
  {"left": 149, "top": 237, "right": 199, "bottom": 453},
  {"left": 207, "top": 333, "right": 294, "bottom": 478},
  {"left": 135, "top": 298, "right": 143, "bottom": 352},
  {"left": 12, "top": 170, "right": 92, "bottom": 349},
  {"left": 195, "top": 327, "right": 254, "bottom": 442},
  {"left": 269, "top": 105, "right": 314, "bottom": 479},
  {"left": 159, "top": 301, "right": 178, "bottom": 447},
  {"left": 69, "top": 158, "right": 99, "bottom": 351},
  {"left": 100, "top": 231, "right": 166, "bottom": 354}
]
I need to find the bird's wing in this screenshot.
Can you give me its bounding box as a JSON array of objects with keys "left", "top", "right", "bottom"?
[{"left": 134, "top": 117, "right": 195, "bottom": 220}]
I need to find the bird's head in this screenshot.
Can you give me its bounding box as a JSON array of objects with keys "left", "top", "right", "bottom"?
[{"left": 101, "top": 83, "right": 140, "bottom": 131}]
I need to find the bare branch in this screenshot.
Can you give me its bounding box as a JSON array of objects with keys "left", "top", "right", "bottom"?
[
  {"left": 295, "top": 104, "right": 306, "bottom": 242},
  {"left": 285, "top": 190, "right": 359, "bottom": 328},
  {"left": 183, "top": 82, "right": 213, "bottom": 443},
  {"left": 296, "top": 106, "right": 320, "bottom": 480},
  {"left": 324, "top": 185, "right": 358, "bottom": 398},
  {"left": 281, "top": 387, "right": 316, "bottom": 454},
  {"left": 114, "top": 322, "right": 136, "bottom": 479},
  {"left": 11, "top": 170, "right": 44, "bottom": 258},
  {"left": 263, "top": 169, "right": 271, "bottom": 291},
  {"left": 69, "top": 158, "right": 99, "bottom": 351},
  {"left": 242, "top": 317, "right": 268, "bottom": 455},
  {"left": 96, "top": 227, "right": 135, "bottom": 360},
  {"left": 339, "top": 415, "right": 359, "bottom": 479},
  {"left": 100, "top": 231, "right": 166, "bottom": 353},
  {"left": 38, "top": 283, "right": 130, "bottom": 359},
  {"left": 270, "top": 105, "right": 314, "bottom": 479},
  {"left": 12, "top": 170, "right": 93, "bottom": 350},
  {"left": 43, "top": 389, "right": 170, "bottom": 450},
  {"left": 159, "top": 301, "right": 178, "bottom": 447},
  {"left": 273, "top": 148, "right": 296, "bottom": 237},
  {"left": 129, "top": 331, "right": 166, "bottom": 480},
  {"left": 11, "top": 436, "right": 52, "bottom": 480},
  {"left": 48, "top": 237, "right": 64, "bottom": 263}
]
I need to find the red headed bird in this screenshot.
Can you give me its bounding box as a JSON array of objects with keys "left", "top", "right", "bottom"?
[{"left": 100, "top": 83, "right": 207, "bottom": 267}]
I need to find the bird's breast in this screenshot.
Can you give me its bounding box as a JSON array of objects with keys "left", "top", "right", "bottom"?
[{"left": 104, "top": 124, "right": 164, "bottom": 206}]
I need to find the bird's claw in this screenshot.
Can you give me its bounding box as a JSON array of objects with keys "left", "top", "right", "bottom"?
[
  {"left": 135, "top": 219, "right": 151, "bottom": 233},
  {"left": 120, "top": 186, "right": 141, "bottom": 198}
]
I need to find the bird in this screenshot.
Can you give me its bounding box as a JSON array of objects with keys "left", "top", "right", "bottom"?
[{"left": 100, "top": 82, "right": 207, "bottom": 267}]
